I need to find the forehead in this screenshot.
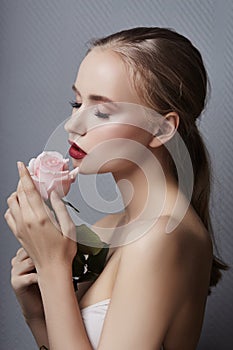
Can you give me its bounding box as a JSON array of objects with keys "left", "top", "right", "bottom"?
[{"left": 75, "top": 48, "right": 141, "bottom": 104}]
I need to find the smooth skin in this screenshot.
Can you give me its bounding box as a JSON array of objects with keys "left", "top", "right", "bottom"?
[{"left": 5, "top": 48, "right": 213, "bottom": 349}]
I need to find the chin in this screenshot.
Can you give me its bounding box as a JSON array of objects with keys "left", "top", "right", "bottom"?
[{"left": 82, "top": 160, "right": 134, "bottom": 175}]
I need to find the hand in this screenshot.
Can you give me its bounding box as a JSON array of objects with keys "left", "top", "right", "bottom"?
[
  {"left": 11, "top": 247, "right": 45, "bottom": 320},
  {"left": 5, "top": 161, "right": 77, "bottom": 272}
]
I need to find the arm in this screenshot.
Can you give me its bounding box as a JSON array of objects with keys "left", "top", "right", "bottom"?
[
  {"left": 9, "top": 247, "right": 49, "bottom": 348},
  {"left": 38, "top": 264, "right": 92, "bottom": 350},
  {"left": 9, "top": 246, "right": 94, "bottom": 349},
  {"left": 25, "top": 318, "right": 49, "bottom": 349},
  {"left": 5, "top": 162, "right": 93, "bottom": 350}
]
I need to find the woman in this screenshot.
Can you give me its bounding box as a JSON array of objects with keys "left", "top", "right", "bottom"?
[{"left": 5, "top": 27, "right": 229, "bottom": 349}]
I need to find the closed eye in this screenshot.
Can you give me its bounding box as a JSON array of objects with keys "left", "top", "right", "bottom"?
[
  {"left": 94, "top": 109, "right": 110, "bottom": 119},
  {"left": 69, "top": 100, "right": 111, "bottom": 119}
]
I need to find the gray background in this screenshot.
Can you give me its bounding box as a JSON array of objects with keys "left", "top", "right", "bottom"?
[{"left": 0, "top": 0, "right": 232, "bottom": 349}]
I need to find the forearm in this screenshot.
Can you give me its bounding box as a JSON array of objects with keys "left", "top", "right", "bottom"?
[
  {"left": 25, "top": 317, "right": 49, "bottom": 349},
  {"left": 38, "top": 264, "right": 92, "bottom": 350}
]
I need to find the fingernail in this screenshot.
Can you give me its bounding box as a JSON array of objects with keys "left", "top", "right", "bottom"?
[{"left": 17, "top": 161, "right": 24, "bottom": 173}]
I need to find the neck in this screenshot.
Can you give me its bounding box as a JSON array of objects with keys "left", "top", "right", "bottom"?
[{"left": 112, "top": 153, "right": 179, "bottom": 225}]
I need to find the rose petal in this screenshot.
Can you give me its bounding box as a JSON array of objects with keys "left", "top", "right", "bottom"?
[
  {"left": 27, "top": 151, "right": 72, "bottom": 199},
  {"left": 32, "top": 176, "right": 48, "bottom": 200},
  {"left": 40, "top": 155, "right": 63, "bottom": 172},
  {"left": 37, "top": 168, "right": 55, "bottom": 188},
  {"left": 37, "top": 169, "right": 69, "bottom": 176},
  {"left": 28, "top": 158, "right": 36, "bottom": 173},
  {"left": 47, "top": 175, "right": 73, "bottom": 198},
  {"left": 44, "top": 151, "right": 64, "bottom": 159}
]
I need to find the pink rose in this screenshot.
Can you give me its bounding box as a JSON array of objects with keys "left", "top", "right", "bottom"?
[{"left": 27, "top": 151, "right": 75, "bottom": 200}]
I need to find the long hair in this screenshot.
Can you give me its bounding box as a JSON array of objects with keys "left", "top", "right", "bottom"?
[{"left": 86, "top": 26, "right": 229, "bottom": 295}]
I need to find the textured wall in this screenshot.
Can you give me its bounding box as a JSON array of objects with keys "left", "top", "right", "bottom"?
[{"left": 0, "top": 1, "right": 232, "bottom": 349}]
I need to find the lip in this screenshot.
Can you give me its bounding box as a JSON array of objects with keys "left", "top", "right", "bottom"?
[
  {"left": 68, "top": 140, "right": 87, "bottom": 159},
  {"left": 68, "top": 140, "right": 87, "bottom": 153}
]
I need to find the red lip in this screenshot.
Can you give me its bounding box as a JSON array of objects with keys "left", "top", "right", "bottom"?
[{"left": 68, "top": 140, "right": 87, "bottom": 159}]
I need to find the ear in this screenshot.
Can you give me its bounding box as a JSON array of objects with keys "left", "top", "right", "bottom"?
[{"left": 149, "top": 112, "right": 179, "bottom": 148}]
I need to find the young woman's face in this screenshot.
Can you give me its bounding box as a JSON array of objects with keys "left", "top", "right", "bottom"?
[{"left": 64, "top": 48, "right": 159, "bottom": 174}]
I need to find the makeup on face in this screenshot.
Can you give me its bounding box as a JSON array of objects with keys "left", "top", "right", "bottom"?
[
  {"left": 68, "top": 140, "right": 87, "bottom": 160},
  {"left": 66, "top": 101, "right": 163, "bottom": 136},
  {"left": 71, "top": 84, "right": 120, "bottom": 113},
  {"left": 64, "top": 49, "right": 167, "bottom": 174}
]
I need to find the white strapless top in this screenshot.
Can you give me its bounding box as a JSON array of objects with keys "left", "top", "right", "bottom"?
[
  {"left": 81, "top": 298, "right": 111, "bottom": 349},
  {"left": 80, "top": 298, "right": 164, "bottom": 349}
]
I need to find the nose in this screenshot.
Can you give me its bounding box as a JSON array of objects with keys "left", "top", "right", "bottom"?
[{"left": 64, "top": 111, "right": 87, "bottom": 136}]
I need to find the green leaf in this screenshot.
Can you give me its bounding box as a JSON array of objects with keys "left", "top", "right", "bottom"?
[
  {"left": 76, "top": 224, "right": 109, "bottom": 255},
  {"left": 72, "top": 224, "right": 110, "bottom": 284},
  {"left": 77, "top": 251, "right": 87, "bottom": 264},
  {"left": 72, "top": 252, "right": 86, "bottom": 277}
]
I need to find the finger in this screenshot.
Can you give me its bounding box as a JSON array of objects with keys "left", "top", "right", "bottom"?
[
  {"left": 11, "top": 250, "right": 32, "bottom": 266},
  {"left": 6, "top": 192, "right": 32, "bottom": 242},
  {"left": 16, "top": 180, "right": 22, "bottom": 193},
  {"left": 16, "top": 247, "right": 30, "bottom": 261},
  {"left": 6, "top": 197, "right": 33, "bottom": 245},
  {"left": 16, "top": 247, "right": 26, "bottom": 256},
  {"left": 4, "top": 208, "right": 17, "bottom": 233},
  {"left": 50, "top": 190, "right": 76, "bottom": 239},
  {"left": 12, "top": 273, "right": 38, "bottom": 288},
  {"left": 12, "top": 257, "right": 35, "bottom": 275},
  {"left": 17, "top": 162, "right": 45, "bottom": 217},
  {"left": 7, "top": 192, "right": 22, "bottom": 222},
  {"left": 16, "top": 182, "right": 35, "bottom": 221},
  {"left": 22, "top": 273, "right": 38, "bottom": 285},
  {"left": 7, "top": 192, "right": 21, "bottom": 219},
  {"left": 12, "top": 247, "right": 29, "bottom": 266},
  {"left": 46, "top": 209, "right": 61, "bottom": 232}
]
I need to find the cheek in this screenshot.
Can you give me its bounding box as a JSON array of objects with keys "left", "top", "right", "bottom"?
[
  {"left": 78, "top": 125, "right": 152, "bottom": 174},
  {"left": 76, "top": 124, "right": 154, "bottom": 175},
  {"left": 87, "top": 124, "right": 152, "bottom": 150}
]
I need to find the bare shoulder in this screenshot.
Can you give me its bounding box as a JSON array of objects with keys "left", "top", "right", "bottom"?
[
  {"left": 97, "top": 215, "right": 213, "bottom": 349},
  {"left": 121, "top": 214, "right": 213, "bottom": 289}
]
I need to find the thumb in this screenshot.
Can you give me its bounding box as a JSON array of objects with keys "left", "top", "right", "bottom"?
[{"left": 49, "top": 190, "right": 76, "bottom": 240}]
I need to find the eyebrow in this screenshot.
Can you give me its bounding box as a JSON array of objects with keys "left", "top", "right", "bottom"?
[{"left": 72, "top": 84, "right": 119, "bottom": 110}]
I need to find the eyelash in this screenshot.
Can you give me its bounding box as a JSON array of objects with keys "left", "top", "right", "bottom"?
[
  {"left": 69, "top": 101, "right": 82, "bottom": 109},
  {"left": 69, "top": 100, "right": 110, "bottom": 119}
]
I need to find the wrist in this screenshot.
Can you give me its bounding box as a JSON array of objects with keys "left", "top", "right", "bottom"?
[{"left": 37, "top": 263, "right": 73, "bottom": 288}]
